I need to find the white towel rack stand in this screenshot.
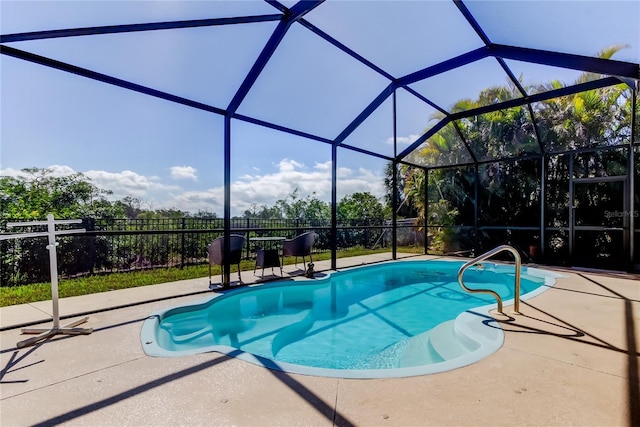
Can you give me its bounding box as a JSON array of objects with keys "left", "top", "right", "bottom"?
[{"left": 1, "top": 214, "right": 93, "bottom": 348}]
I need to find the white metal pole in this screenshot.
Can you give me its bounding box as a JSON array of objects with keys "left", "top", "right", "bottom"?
[
  {"left": 2, "top": 215, "right": 91, "bottom": 347},
  {"left": 46, "top": 214, "right": 61, "bottom": 329}
]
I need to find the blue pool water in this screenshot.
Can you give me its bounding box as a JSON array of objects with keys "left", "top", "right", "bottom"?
[{"left": 141, "top": 260, "right": 560, "bottom": 378}]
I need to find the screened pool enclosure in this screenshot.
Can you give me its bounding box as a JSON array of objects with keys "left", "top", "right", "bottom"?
[{"left": 2, "top": 1, "right": 639, "bottom": 283}]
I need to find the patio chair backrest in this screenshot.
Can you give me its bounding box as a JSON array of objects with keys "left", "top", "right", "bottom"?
[
  {"left": 282, "top": 231, "right": 315, "bottom": 257},
  {"left": 208, "top": 234, "right": 245, "bottom": 266}
]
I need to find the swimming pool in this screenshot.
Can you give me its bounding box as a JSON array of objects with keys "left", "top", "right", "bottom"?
[{"left": 141, "top": 260, "right": 560, "bottom": 378}]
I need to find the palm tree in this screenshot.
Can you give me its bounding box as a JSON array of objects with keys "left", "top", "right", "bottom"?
[{"left": 401, "top": 45, "right": 634, "bottom": 252}]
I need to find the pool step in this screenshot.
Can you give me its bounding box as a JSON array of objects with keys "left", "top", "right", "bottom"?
[
  {"left": 377, "top": 330, "right": 444, "bottom": 368},
  {"left": 428, "top": 320, "right": 479, "bottom": 361}
]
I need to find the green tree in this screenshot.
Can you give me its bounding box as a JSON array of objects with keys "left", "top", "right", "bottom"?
[
  {"left": 117, "top": 196, "right": 143, "bottom": 219},
  {"left": 335, "top": 192, "right": 385, "bottom": 249},
  {"left": 0, "top": 167, "right": 125, "bottom": 222},
  {"left": 192, "top": 209, "right": 217, "bottom": 219},
  {"left": 1, "top": 168, "right": 126, "bottom": 286},
  {"left": 275, "top": 189, "right": 330, "bottom": 221},
  {"left": 403, "top": 166, "right": 425, "bottom": 224},
  {"left": 337, "top": 192, "right": 384, "bottom": 222},
  {"left": 402, "top": 46, "right": 633, "bottom": 254},
  {"left": 137, "top": 208, "right": 187, "bottom": 220},
  {"left": 243, "top": 204, "right": 284, "bottom": 219}
]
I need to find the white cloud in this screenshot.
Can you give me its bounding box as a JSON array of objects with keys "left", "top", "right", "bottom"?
[
  {"left": 214, "top": 160, "right": 384, "bottom": 216},
  {"left": 2, "top": 161, "right": 386, "bottom": 217},
  {"left": 161, "top": 159, "right": 386, "bottom": 216},
  {"left": 170, "top": 166, "right": 197, "bottom": 181},
  {"left": 385, "top": 133, "right": 422, "bottom": 145},
  {"left": 277, "top": 158, "right": 304, "bottom": 172},
  {"left": 0, "top": 167, "right": 27, "bottom": 178},
  {"left": 1, "top": 165, "right": 180, "bottom": 201},
  {"left": 334, "top": 167, "right": 385, "bottom": 201},
  {"left": 0, "top": 165, "right": 76, "bottom": 178},
  {"left": 44, "top": 164, "right": 78, "bottom": 176},
  {"left": 168, "top": 188, "right": 224, "bottom": 214},
  {"left": 84, "top": 169, "right": 179, "bottom": 199},
  {"left": 314, "top": 160, "right": 332, "bottom": 171}
]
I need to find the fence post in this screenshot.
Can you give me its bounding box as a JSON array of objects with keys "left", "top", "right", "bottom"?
[
  {"left": 180, "top": 217, "right": 186, "bottom": 269},
  {"left": 84, "top": 217, "right": 96, "bottom": 275},
  {"left": 364, "top": 220, "right": 369, "bottom": 248},
  {"left": 246, "top": 218, "right": 251, "bottom": 259}
]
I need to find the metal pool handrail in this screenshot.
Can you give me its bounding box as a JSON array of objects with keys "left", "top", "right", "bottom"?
[{"left": 457, "top": 245, "right": 522, "bottom": 314}]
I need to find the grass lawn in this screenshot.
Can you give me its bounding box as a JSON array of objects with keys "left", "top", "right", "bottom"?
[{"left": 0, "top": 246, "right": 424, "bottom": 306}]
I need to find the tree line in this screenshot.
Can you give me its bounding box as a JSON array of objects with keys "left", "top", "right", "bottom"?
[
  {"left": 0, "top": 169, "right": 393, "bottom": 286},
  {"left": 0, "top": 168, "right": 387, "bottom": 225}
]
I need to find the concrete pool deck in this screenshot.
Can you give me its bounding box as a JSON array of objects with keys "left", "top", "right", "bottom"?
[{"left": 1, "top": 254, "right": 638, "bottom": 426}]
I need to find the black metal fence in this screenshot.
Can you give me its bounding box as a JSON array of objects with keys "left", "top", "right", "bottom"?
[{"left": 1, "top": 218, "right": 422, "bottom": 287}]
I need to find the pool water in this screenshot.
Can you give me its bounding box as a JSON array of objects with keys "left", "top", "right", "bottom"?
[{"left": 142, "top": 260, "right": 559, "bottom": 378}]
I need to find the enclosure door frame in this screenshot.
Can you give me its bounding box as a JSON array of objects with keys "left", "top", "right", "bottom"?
[{"left": 569, "top": 174, "right": 630, "bottom": 269}]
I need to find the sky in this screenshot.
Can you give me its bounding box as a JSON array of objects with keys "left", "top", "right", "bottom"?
[{"left": 1, "top": 0, "right": 638, "bottom": 217}]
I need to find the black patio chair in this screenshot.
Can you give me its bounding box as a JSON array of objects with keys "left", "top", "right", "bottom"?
[
  {"left": 281, "top": 231, "right": 316, "bottom": 269},
  {"left": 207, "top": 234, "right": 245, "bottom": 286}
]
